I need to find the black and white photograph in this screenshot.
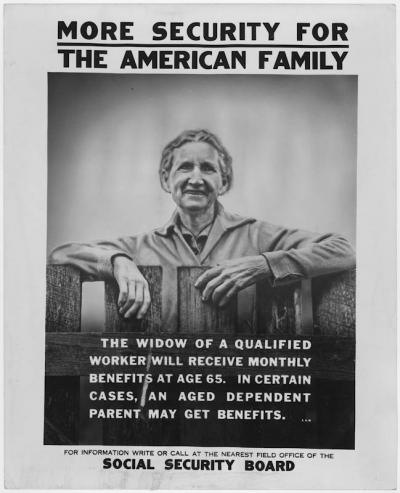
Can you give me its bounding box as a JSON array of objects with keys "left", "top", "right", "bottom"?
[{"left": 45, "top": 73, "right": 356, "bottom": 449}]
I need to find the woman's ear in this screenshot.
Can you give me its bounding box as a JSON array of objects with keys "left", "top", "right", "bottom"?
[
  {"left": 160, "top": 170, "right": 171, "bottom": 193},
  {"left": 218, "top": 176, "right": 229, "bottom": 196}
]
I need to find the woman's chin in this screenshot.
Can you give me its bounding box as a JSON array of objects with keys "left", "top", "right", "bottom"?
[{"left": 180, "top": 197, "right": 213, "bottom": 213}]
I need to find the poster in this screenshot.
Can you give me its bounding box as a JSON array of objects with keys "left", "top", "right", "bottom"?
[{"left": 3, "top": 2, "right": 397, "bottom": 489}]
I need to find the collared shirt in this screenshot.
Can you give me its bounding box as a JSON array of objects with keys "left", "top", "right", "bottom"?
[
  {"left": 179, "top": 222, "right": 213, "bottom": 256},
  {"left": 50, "top": 203, "right": 356, "bottom": 332}
]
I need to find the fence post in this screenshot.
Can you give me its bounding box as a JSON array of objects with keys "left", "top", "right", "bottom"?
[
  {"left": 46, "top": 265, "right": 82, "bottom": 332},
  {"left": 44, "top": 265, "right": 81, "bottom": 444},
  {"left": 102, "top": 266, "right": 164, "bottom": 445},
  {"left": 312, "top": 269, "right": 356, "bottom": 337},
  {"left": 104, "top": 266, "right": 162, "bottom": 333},
  {"left": 256, "top": 281, "right": 302, "bottom": 335},
  {"left": 177, "top": 267, "right": 237, "bottom": 333}
]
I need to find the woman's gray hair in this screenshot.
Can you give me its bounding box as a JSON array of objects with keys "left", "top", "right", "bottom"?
[{"left": 159, "top": 129, "right": 233, "bottom": 193}]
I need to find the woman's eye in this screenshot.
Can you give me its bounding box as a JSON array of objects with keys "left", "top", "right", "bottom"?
[
  {"left": 179, "top": 163, "right": 192, "bottom": 171},
  {"left": 202, "top": 164, "right": 215, "bottom": 172}
]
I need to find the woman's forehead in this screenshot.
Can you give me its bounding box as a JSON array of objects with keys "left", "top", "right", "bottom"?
[{"left": 172, "top": 141, "right": 219, "bottom": 162}]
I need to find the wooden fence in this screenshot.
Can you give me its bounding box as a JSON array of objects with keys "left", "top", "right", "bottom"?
[{"left": 44, "top": 265, "right": 355, "bottom": 447}]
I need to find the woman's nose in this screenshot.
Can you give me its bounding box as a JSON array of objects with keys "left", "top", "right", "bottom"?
[{"left": 188, "top": 166, "right": 203, "bottom": 183}]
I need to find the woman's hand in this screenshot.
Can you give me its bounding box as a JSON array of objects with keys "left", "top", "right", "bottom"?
[
  {"left": 194, "top": 255, "right": 271, "bottom": 307},
  {"left": 112, "top": 256, "right": 151, "bottom": 319}
]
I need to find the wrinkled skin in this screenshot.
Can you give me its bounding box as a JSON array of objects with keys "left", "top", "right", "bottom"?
[
  {"left": 112, "top": 256, "right": 151, "bottom": 319},
  {"left": 194, "top": 255, "right": 269, "bottom": 307}
]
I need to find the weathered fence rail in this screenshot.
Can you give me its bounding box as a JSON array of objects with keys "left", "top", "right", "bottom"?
[
  {"left": 46, "top": 265, "right": 355, "bottom": 335},
  {"left": 44, "top": 265, "right": 355, "bottom": 446}
]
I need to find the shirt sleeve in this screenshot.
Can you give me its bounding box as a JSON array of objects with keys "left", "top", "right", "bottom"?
[
  {"left": 257, "top": 221, "right": 356, "bottom": 287},
  {"left": 48, "top": 237, "right": 137, "bottom": 281}
]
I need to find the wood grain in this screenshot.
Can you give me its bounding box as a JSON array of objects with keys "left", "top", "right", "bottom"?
[
  {"left": 46, "top": 265, "right": 82, "bottom": 332},
  {"left": 104, "top": 266, "right": 162, "bottom": 333},
  {"left": 178, "top": 267, "right": 237, "bottom": 333},
  {"left": 45, "top": 265, "right": 82, "bottom": 444},
  {"left": 312, "top": 269, "right": 356, "bottom": 337},
  {"left": 256, "top": 281, "right": 302, "bottom": 335}
]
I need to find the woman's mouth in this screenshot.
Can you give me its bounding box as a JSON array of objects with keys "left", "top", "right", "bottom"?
[{"left": 184, "top": 189, "right": 207, "bottom": 196}]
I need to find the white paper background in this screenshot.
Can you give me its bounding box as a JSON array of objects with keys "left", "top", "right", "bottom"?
[{"left": 4, "top": 3, "right": 396, "bottom": 489}]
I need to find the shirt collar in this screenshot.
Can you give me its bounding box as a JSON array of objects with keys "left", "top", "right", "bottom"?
[
  {"left": 180, "top": 221, "right": 213, "bottom": 239},
  {"left": 155, "top": 202, "right": 256, "bottom": 237}
]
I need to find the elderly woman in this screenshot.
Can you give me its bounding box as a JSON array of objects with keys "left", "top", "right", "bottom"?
[{"left": 50, "top": 129, "right": 355, "bottom": 331}]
